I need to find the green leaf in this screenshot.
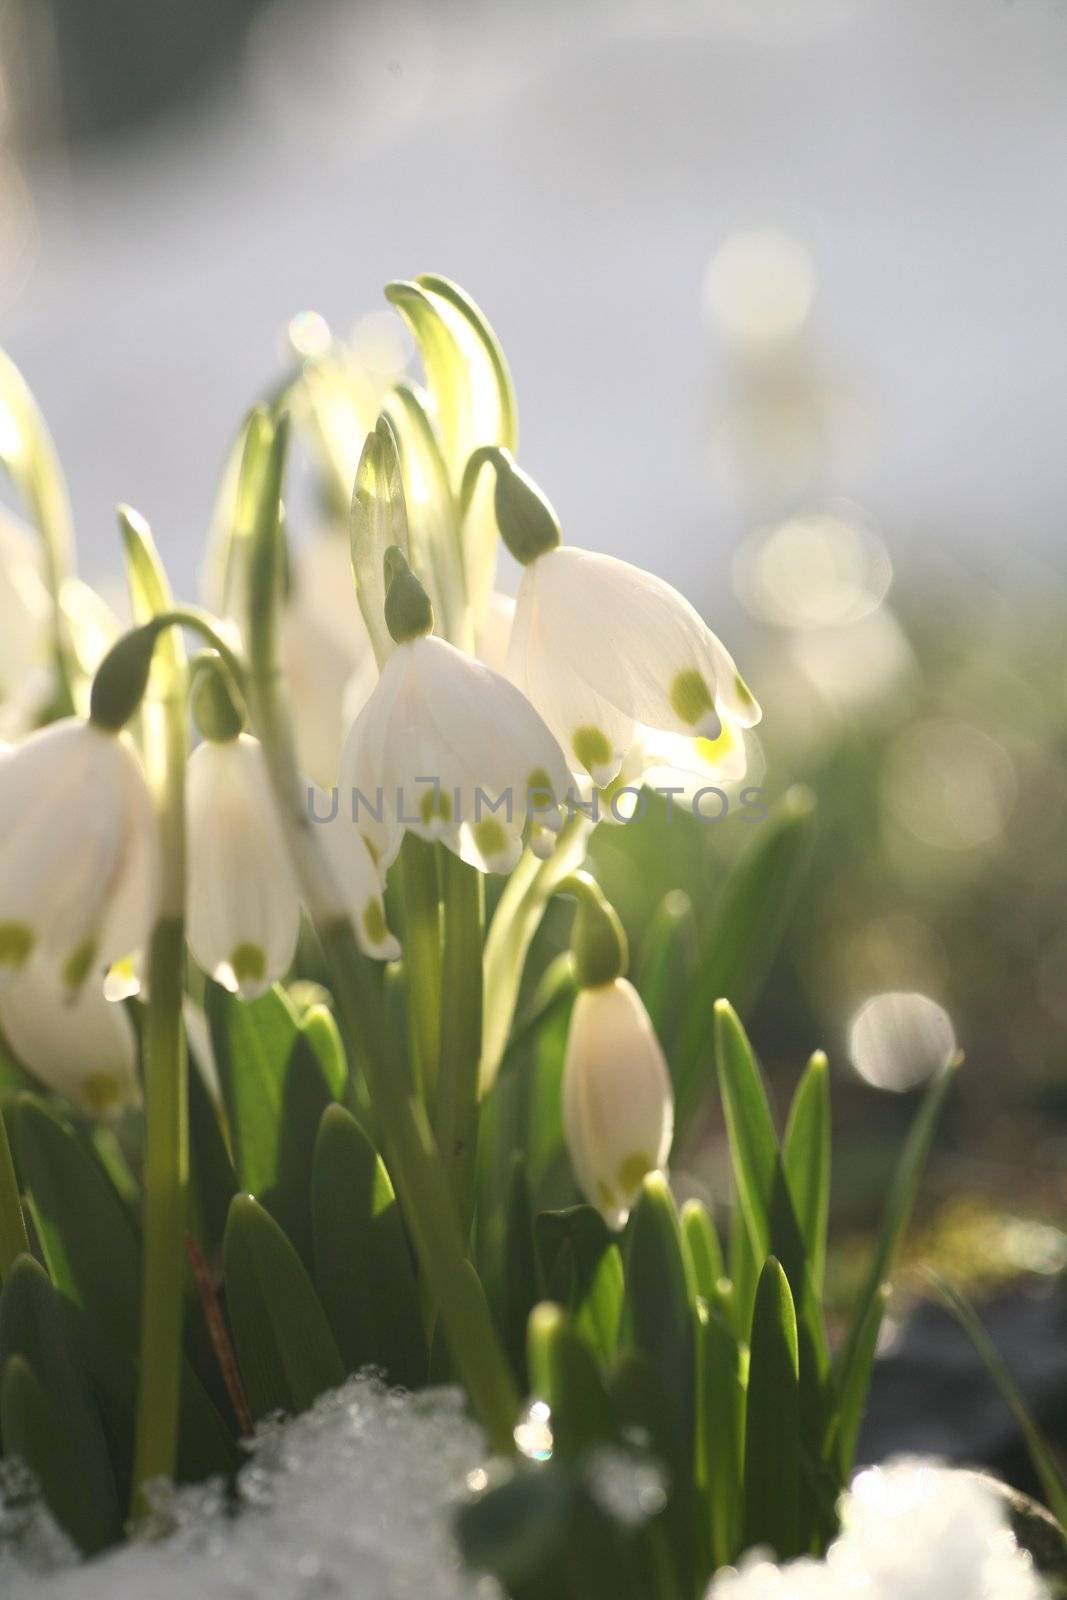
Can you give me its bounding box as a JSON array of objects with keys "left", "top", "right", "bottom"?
[
  {"left": 299, "top": 1003, "right": 348, "bottom": 1104},
  {"left": 186, "top": 1047, "right": 238, "bottom": 1268},
  {"left": 382, "top": 384, "right": 472, "bottom": 649},
  {"left": 536, "top": 1206, "right": 623, "bottom": 1364},
  {"left": 831, "top": 1282, "right": 889, "bottom": 1478},
  {"left": 526, "top": 1302, "right": 616, "bottom": 1460},
  {"left": 310, "top": 1105, "right": 425, "bottom": 1388},
  {"left": 0, "top": 1255, "right": 121, "bottom": 1552},
  {"left": 695, "top": 1299, "right": 745, "bottom": 1570},
  {"left": 834, "top": 1056, "right": 960, "bottom": 1442},
  {"left": 620, "top": 1175, "right": 695, "bottom": 1455},
  {"left": 680, "top": 1199, "right": 725, "bottom": 1308},
  {"left": 223, "top": 1194, "right": 345, "bottom": 1421},
  {"left": 13, "top": 1094, "right": 236, "bottom": 1486},
  {"left": 349, "top": 418, "right": 410, "bottom": 668},
  {"left": 932, "top": 1276, "right": 1067, "bottom": 1528},
  {"left": 481, "top": 818, "right": 589, "bottom": 1096},
  {"left": 783, "top": 1052, "right": 831, "bottom": 1298},
  {"left": 635, "top": 890, "right": 697, "bottom": 1061},
  {"left": 744, "top": 1258, "right": 801, "bottom": 1560},
  {"left": 674, "top": 785, "right": 816, "bottom": 1127},
  {"left": 501, "top": 1155, "right": 542, "bottom": 1388},
  {"left": 207, "top": 981, "right": 337, "bottom": 1266}
]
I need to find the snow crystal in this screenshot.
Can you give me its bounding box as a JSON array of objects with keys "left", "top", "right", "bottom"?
[
  {"left": 709, "top": 1457, "right": 1051, "bottom": 1600},
  {"left": 0, "top": 1376, "right": 500, "bottom": 1600}
]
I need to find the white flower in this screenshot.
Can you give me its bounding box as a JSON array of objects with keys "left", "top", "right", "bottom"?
[
  {"left": 339, "top": 632, "right": 572, "bottom": 874},
  {"left": 280, "top": 533, "right": 378, "bottom": 787},
  {"left": 507, "top": 545, "right": 760, "bottom": 787},
  {"left": 562, "top": 977, "right": 674, "bottom": 1231},
  {"left": 186, "top": 733, "right": 301, "bottom": 1000},
  {"left": 0, "top": 963, "right": 139, "bottom": 1118},
  {"left": 0, "top": 720, "right": 159, "bottom": 991},
  {"left": 473, "top": 591, "right": 516, "bottom": 675},
  {"left": 308, "top": 784, "right": 400, "bottom": 962}
]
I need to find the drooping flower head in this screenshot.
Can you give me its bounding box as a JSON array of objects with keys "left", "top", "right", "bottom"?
[
  {"left": 0, "top": 718, "right": 159, "bottom": 993},
  {"left": 339, "top": 548, "right": 571, "bottom": 874},
  {"left": 489, "top": 451, "right": 760, "bottom": 789},
  {"left": 0, "top": 959, "right": 140, "bottom": 1117}
]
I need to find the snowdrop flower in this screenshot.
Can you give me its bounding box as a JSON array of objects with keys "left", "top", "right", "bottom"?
[
  {"left": 309, "top": 784, "right": 399, "bottom": 962},
  {"left": 186, "top": 660, "right": 301, "bottom": 999},
  {"left": 339, "top": 548, "right": 571, "bottom": 874},
  {"left": 0, "top": 963, "right": 139, "bottom": 1118},
  {"left": 491, "top": 452, "right": 760, "bottom": 787},
  {"left": 0, "top": 719, "right": 159, "bottom": 992},
  {"left": 561, "top": 876, "right": 674, "bottom": 1230}
]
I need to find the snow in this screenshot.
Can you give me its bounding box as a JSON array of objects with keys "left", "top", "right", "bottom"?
[
  {"left": 708, "top": 1458, "right": 1050, "bottom": 1600},
  {"left": 0, "top": 1384, "right": 1052, "bottom": 1600},
  {"left": 0, "top": 1377, "right": 498, "bottom": 1600}
]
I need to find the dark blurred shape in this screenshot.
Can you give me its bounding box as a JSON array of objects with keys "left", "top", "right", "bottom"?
[{"left": 13, "top": 0, "right": 265, "bottom": 147}]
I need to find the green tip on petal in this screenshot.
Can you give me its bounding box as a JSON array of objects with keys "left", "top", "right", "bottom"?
[
  {"left": 362, "top": 898, "right": 389, "bottom": 947},
  {"left": 61, "top": 938, "right": 98, "bottom": 993},
  {"left": 472, "top": 817, "right": 508, "bottom": 865},
  {"left": 670, "top": 668, "right": 720, "bottom": 736},
  {"left": 81, "top": 1072, "right": 127, "bottom": 1117},
  {"left": 572, "top": 726, "right": 614, "bottom": 784},
  {"left": 0, "top": 923, "right": 34, "bottom": 972},
  {"left": 617, "top": 1151, "right": 655, "bottom": 1196},
  {"left": 419, "top": 785, "right": 453, "bottom": 826},
  {"left": 229, "top": 943, "right": 267, "bottom": 998}
]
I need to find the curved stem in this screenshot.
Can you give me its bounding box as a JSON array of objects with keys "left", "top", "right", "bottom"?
[
  {"left": 435, "top": 850, "right": 483, "bottom": 1237},
  {"left": 243, "top": 415, "right": 518, "bottom": 1449}
]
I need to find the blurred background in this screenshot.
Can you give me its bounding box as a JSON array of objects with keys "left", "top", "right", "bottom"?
[{"left": 3, "top": 0, "right": 1067, "bottom": 1481}]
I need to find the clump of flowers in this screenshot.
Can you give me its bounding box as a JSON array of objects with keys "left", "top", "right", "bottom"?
[{"left": 0, "top": 280, "right": 988, "bottom": 1594}]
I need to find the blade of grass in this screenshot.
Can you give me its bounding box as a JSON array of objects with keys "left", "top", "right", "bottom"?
[{"left": 782, "top": 1052, "right": 830, "bottom": 1298}]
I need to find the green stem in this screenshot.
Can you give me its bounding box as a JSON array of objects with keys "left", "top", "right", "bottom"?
[
  {"left": 121, "top": 508, "right": 189, "bottom": 1513},
  {"left": 243, "top": 415, "right": 518, "bottom": 1450},
  {"left": 130, "top": 917, "right": 187, "bottom": 1508},
  {"left": 398, "top": 836, "right": 442, "bottom": 1107},
  {"left": 0, "top": 1109, "right": 29, "bottom": 1278},
  {"left": 435, "top": 851, "right": 483, "bottom": 1237}
]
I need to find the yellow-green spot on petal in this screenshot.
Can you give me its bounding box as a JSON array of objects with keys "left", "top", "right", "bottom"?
[
  {"left": 363, "top": 897, "right": 388, "bottom": 947},
  {"left": 473, "top": 818, "right": 508, "bottom": 861},
  {"left": 362, "top": 834, "right": 380, "bottom": 870},
  {"left": 695, "top": 721, "right": 740, "bottom": 765},
  {"left": 420, "top": 786, "right": 453, "bottom": 825},
  {"left": 527, "top": 766, "right": 554, "bottom": 802},
  {"left": 734, "top": 671, "right": 757, "bottom": 710},
  {"left": 572, "top": 726, "right": 612, "bottom": 774},
  {"left": 81, "top": 1072, "right": 124, "bottom": 1116},
  {"left": 597, "top": 1179, "right": 618, "bottom": 1213},
  {"left": 62, "top": 938, "right": 98, "bottom": 992},
  {"left": 0, "top": 923, "right": 34, "bottom": 971},
  {"left": 230, "top": 943, "right": 266, "bottom": 989},
  {"left": 617, "top": 1151, "right": 655, "bottom": 1195},
  {"left": 670, "top": 668, "right": 715, "bottom": 728}
]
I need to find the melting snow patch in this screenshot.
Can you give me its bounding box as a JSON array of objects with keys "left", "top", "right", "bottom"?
[
  {"left": 708, "top": 1457, "right": 1051, "bottom": 1599},
  {"left": 0, "top": 1376, "right": 499, "bottom": 1600}
]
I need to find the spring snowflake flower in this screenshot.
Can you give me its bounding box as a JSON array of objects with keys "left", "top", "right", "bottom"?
[
  {"left": 562, "top": 977, "right": 674, "bottom": 1230},
  {"left": 0, "top": 720, "right": 159, "bottom": 992},
  {"left": 488, "top": 450, "right": 760, "bottom": 787},
  {"left": 0, "top": 962, "right": 140, "bottom": 1118},
  {"left": 309, "top": 784, "right": 400, "bottom": 962},
  {"left": 339, "top": 550, "right": 571, "bottom": 875},
  {"left": 187, "top": 732, "right": 302, "bottom": 1000}
]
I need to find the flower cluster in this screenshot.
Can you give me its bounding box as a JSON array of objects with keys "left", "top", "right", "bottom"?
[{"left": 0, "top": 282, "right": 757, "bottom": 1215}]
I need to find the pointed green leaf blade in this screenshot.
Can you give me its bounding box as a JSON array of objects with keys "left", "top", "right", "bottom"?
[
  {"left": 310, "top": 1105, "right": 426, "bottom": 1388},
  {"left": 620, "top": 1174, "right": 695, "bottom": 1456},
  {"left": 744, "top": 1258, "right": 801, "bottom": 1559},
  {"left": 783, "top": 1051, "right": 831, "bottom": 1297},
  {"left": 536, "top": 1205, "right": 623, "bottom": 1365},
  {"left": 526, "top": 1301, "right": 616, "bottom": 1460},
  {"left": 0, "top": 1255, "right": 121, "bottom": 1552},
  {"left": 224, "top": 1194, "right": 345, "bottom": 1421}
]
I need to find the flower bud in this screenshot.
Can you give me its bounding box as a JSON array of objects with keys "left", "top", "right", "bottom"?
[{"left": 562, "top": 977, "right": 674, "bottom": 1231}]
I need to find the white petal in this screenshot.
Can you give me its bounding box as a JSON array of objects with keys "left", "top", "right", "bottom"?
[
  {"left": 474, "top": 591, "right": 516, "bottom": 675},
  {"left": 186, "top": 736, "right": 301, "bottom": 999},
  {"left": 95, "top": 733, "right": 161, "bottom": 969},
  {"left": 509, "top": 561, "right": 634, "bottom": 785},
  {"left": 0, "top": 965, "right": 139, "bottom": 1118},
  {"left": 562, "top": 979, "right": 674, "bottom": 1230},
  {"left": 312, "top": 786, "right": 399, "bottom": 961}
]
